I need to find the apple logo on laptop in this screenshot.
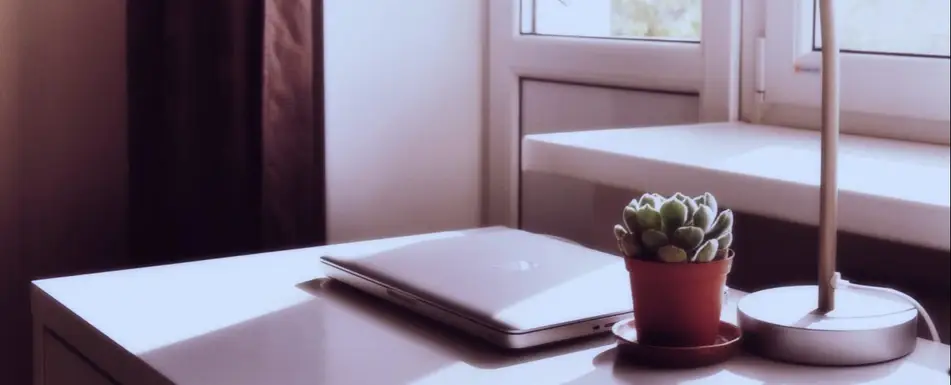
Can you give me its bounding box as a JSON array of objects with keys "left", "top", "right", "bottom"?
[{"left": 492, "top": 260, "right": 540, "bottom": 272}]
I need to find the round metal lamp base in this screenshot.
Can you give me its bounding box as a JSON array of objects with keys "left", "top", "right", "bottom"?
[{"left": 737, "top": 285, "right": 919, "bottom": 366}]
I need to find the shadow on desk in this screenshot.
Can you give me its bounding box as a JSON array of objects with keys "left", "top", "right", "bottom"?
[
  {"left": 299, "top": 278, "right": 616, "bottom": 369},
  {"left": 565, "top": 343, "right": 948, "bottom": 384},
  {"left": 137, "top": 293, "right": 329, "bottom": 385},
  {"left": 130, "top": 276, "right": 614, "bottom": 385},
  {"left": 132, "top": 276, "right": 946, "bottom": 385}
]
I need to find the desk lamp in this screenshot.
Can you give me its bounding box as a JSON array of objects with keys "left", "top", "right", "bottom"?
[{"left": 735, "top": 0, "right": 940, "bottom": 366}]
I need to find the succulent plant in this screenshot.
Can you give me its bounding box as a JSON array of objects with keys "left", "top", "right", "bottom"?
[{"left": 614, "top": 192, "right": 734, "bottom": 263}]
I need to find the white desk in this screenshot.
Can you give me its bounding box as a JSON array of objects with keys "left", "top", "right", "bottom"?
[{"left": 32, "top": 228, "right": 951, "bottom": 385}]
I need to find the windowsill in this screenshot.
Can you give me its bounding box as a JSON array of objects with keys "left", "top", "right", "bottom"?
[{"left": 521, "top": 122, "right": 951, "bottom": 251}]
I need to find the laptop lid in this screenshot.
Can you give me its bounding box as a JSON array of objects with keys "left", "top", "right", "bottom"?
[{"left": 321, "top": 227, "right": 632, "bottom": 333}]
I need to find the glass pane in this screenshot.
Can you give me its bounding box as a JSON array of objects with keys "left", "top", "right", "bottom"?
[
  {"left": 814, "top": 0, "right": 951, "bottom": 57},
  {"left": 520, "top": 0, "right": 534, "bottom": 33},
  {"left": 525, "top": 0, "right": 701, "bottom": 42}
]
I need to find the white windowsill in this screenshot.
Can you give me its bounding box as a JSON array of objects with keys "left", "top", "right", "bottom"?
[{"left": 522, "top": 122, "right": 951, "bottom": 251}]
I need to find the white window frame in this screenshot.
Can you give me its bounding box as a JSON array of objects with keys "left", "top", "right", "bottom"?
[
  {"left": 486, "top": 0, "right": 741, "bottom": 227},
  {"left": 755, "top": 0, "right": 950, "bottom": 143}
]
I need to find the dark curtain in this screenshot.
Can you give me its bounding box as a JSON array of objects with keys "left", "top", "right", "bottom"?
[
  {"left": 127, "top": 0, "right": 325, "bottom": 265},
  {"left": 262, "top": 0, "right": 325, "bottom": 250}
]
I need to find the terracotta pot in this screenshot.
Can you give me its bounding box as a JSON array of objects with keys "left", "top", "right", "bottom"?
[{"left": 625, "top": 251, "right": 733, "bottom": 348}]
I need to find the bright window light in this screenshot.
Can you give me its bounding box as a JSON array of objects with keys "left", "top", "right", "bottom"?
[
  {"left": 490, "top": 0, "right": 740, "bottom": 226},
  {"left": 763, "top": 0, "right": 951, "bottom": 135},
  {"left": 813, "top": 0, "right": 950, "bottom": 58},
  {"left": 522, "top": 0, "right": 702, "bottom": 42}
]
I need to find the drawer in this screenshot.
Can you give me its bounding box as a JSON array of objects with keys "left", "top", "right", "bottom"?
[{"left": 43, "top": 331, "right": 116, "bottom": 385}]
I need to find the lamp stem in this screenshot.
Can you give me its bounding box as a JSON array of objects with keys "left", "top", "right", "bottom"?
[{"left": 817, "top": 0, "right": 840, "bottom": 313}]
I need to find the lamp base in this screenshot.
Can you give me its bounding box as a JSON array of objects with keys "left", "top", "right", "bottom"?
[{"left": 737, "top": 285, "right": 918, "bottom": 366}]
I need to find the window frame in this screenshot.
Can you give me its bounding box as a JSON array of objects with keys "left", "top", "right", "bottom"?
[
  {"left": 486, "top": 0, "right": 741, "bottom": 227},
  {"left": 755, "top": 0, "right": 950, "bottom": 141}
]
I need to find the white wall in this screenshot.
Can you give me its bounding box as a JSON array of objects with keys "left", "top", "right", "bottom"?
[{"left": 324, "top": 0, "right": 484, "bottom": 243}]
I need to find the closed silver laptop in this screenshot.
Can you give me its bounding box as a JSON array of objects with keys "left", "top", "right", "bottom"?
[{"left": 320, "top": 227, "right": 633, "bottom": 349}]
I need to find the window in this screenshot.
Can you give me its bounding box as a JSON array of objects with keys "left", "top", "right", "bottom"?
[
  {"left": 812, "top": 0, "right": 950, "bottom": 57},
  {"left": 490, "top": 0, "right": 950, "bottom": 231},
  {"left": 523, "top": 0, "right": 702, "bottom": 42},
  {"left": 488, "top": 0, "right": 740, "bottom": 226},
  {"left": 761, "top": 0, "right": 950, "bottom": 134}
]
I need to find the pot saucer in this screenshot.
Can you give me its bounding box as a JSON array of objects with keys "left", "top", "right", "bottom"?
[{"left": 611, "top": 318, "right": 742, "bottom": 368}]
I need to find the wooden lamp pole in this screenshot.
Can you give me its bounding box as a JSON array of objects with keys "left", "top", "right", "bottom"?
[
  {"left": 736, "top": 0, "right": 923, "bottom": 366},
  {"left": 816, "top": 0, "right": 840, "bottom": 313}
]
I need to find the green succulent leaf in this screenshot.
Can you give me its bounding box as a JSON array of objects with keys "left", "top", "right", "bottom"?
[
  {"left": 672, "top": 226, "right": 705, "bottom": 251},
  {"left": 692, "top": 204, "right": 715, "bottom": 232},
  {"left": 703, "top": 192, "right": 718, "bottom": 216},
  {"left": 693, "top": 239, "right": 719, "bottom": 263},
  {"left": 659, "top": 198, "right": 688, "bottom": 232},
  {"left": 658, "top": 245, "right": 688, "bottom": 263},
  {"left": 716, "top": 232, "right": 733, "bottom": 250},
  {"left": 618, "top": 192, "right": 734, "bottom": 261},
  {"left": 627, "top": 199, "right": 640, "bottom": 210},
  {"left": 694, "top": 195, "right": 706, "bottom": 207},
  {"left": 635, "top": 206, "right": 663, "bottom": 231},
  {"left": 618, "top": 232, "right": 640, "bottom": 258},
  {"left": 638, "top": 193, "right": 659, "bottom": 210},
  {"left": 706, "top": 209, "right": 734, "bottom": 241},
  {"left": 622, "top": 206, "right": 639, "bottom": 233},
  {"left": 641, "top": 229, "right": 669, "bottom": 251},
  {"left": 682, "top": 197, "right": 699, "bottom": 225},
  {"left": 613, "top": 224, "right": 628, "bottom": 241}
]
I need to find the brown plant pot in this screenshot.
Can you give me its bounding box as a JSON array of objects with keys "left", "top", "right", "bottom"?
[{"left": 625, "top": 250, "right": 733, "bottom": 348}]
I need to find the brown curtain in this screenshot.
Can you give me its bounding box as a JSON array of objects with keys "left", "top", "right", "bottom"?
[
  {"left": 10, "top": 1, "right": 326, "bottom": 382},
  {"left": 263, "top": 0, "right": 325, "bottom": 250},
  {"left": 127, "top": 0, "right": 325, "bottom": 264}
]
